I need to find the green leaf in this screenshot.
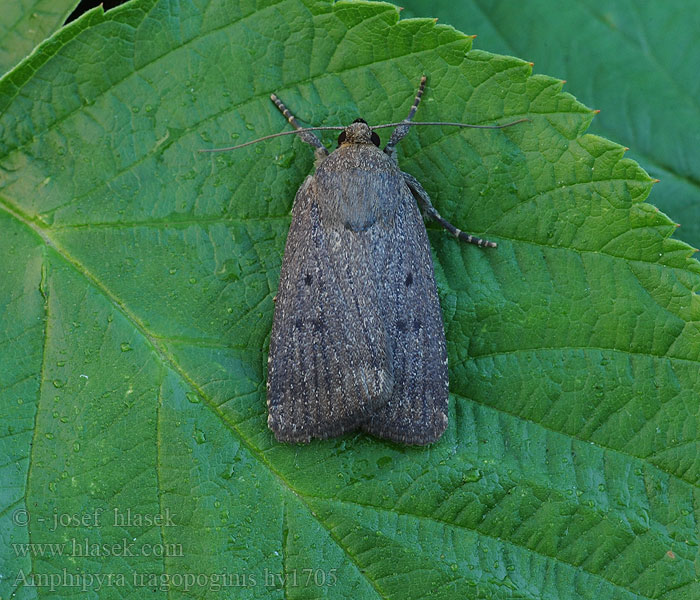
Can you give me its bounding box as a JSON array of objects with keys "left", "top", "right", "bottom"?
[
  {"left": 400, "top": 0, "right": 700, "bottom": 250},
  {"left": 1, "top": 1, "right": 698, "bottom": 599},
  {"left": 0, "top": 0, "right": 80, "bottom": 75}
]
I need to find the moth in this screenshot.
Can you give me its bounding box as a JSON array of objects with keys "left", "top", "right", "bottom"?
[{"left": 203, "top": 76, "right": 525, "bottom": 445}]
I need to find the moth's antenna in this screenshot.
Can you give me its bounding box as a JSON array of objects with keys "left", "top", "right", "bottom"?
[
  {"left": 199, "top": 118, "right": 529, "bottom": 154},
  {"left": 198, "top": 126, "right": 347, "bottom": 153},
  {"left": 373, "top": 119, "right": 529, "bottom": 131}
]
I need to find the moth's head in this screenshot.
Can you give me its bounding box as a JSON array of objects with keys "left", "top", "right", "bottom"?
[{"left": 337, "top": 119, "right": 381, "bottom": 147}]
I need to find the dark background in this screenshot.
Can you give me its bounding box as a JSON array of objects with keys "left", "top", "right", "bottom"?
[{"left": 67, "top": 0, "right": 128, "bottom": 23}]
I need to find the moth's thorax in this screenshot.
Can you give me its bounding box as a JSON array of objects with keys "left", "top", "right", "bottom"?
[
  {"left": 318, "top": 142, "right": 395, "bottom": 174},
  {"left": 311, "top": 142, "right": 405, "bottom": 232}
]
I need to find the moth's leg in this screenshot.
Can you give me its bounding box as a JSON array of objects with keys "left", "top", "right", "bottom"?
[
  {"left": 270, "top": 93, "right": 329, "bottom": 161},
  {"left": 403, "top": 172, "right": 498, "bottom": 248},
  {"left": 384, "top": 75, "right": 427, "bottom": 160}
]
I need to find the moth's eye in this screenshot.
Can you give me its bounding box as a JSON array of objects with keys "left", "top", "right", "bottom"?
[
  {"left": 353, "top": 118, "right": 367, "bottom": 124},
  {"left": 337, "top": 131, "right": 347, "bottom": 146},
  {"left": 370, "top": 131, "right": 380, "bottom": 147}
]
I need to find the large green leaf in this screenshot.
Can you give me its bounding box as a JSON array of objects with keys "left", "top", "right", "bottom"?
[
  {"left": 1, "top": 1, "right": 698, "bottom": 599},
  {"left": 401, "top": 0, "right": 700, "bottom": 250}
]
